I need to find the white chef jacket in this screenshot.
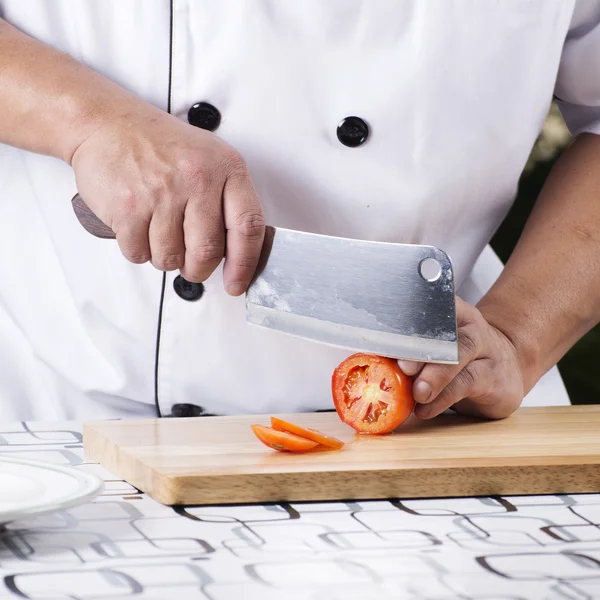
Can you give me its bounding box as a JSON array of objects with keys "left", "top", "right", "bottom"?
[{"left": 1, "top": 0, "right": 598, "bottom": 422}]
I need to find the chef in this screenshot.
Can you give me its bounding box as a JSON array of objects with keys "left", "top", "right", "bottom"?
[{"left": 0, "top": 1, "right": 599, "bottom": 423}]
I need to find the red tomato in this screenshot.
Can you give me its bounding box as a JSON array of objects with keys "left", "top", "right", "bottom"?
[
  {"left": 332, "top": 353, "right": 414, "bottom": 434},
  {"left": 270, "top": 417, "right": 344, "bottom": 449},
  {"left": 251, "top": 424, "right": 319, "bottom": 452}
]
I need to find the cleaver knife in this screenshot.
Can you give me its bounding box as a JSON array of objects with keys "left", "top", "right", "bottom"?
[{"left": 71, "top": 194, "right": 458, "bottom": 364}]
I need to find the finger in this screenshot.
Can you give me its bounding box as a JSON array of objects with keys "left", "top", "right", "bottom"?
[
  {"left": 148, "top": 204, "right": 185, "bottom": 272},
  {"left": 180, "top": 190, "right": 226, "bottom": 283},
  {"left": 412, "top": 298, "right": 484, "bottom": 405},
  {"left": 114, "top": 217, "right": 151, "bottom": 265},
  {"left": 413, "top": 330, "right": 479, "bottom": 405},
  {"left": 414, "top": 360, "right": 489, "bottom": 419},
  {"left": 397, "top": 360, "right": 424, "bottom": 377},
  {"left": 221, "top": 156, "right": 265, "bottom": 296}
]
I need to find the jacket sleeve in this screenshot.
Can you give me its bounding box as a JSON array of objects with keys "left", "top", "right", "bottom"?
[{"left": 554, "top": 0, "right": 600, "bottom": 136}]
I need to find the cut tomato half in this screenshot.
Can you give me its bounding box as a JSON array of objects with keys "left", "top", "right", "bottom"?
[
  {"left": 251, "top": 424, "right": 319, "bottom": 452},
  {"left": 332, "top": 353, "right": 415, "bottom": 434},
  {"left": 270, "top": 417, "right": 344, "bottom": 449}
]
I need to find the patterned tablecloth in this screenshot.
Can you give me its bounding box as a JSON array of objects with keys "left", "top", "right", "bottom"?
[{"left": 1, "top": 421, "right": 600, "bottom": 599}]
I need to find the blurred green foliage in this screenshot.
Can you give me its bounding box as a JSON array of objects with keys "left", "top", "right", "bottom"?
[{"left": 490, "top": 103, "right": 599, "bottom": 405}]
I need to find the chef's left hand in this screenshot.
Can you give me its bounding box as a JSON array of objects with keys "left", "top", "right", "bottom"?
[{"left": 398, "top": 296, "right": 525, "bottom": 420}]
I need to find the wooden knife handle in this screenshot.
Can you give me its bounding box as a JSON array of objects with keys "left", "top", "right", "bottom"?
[{"left": 71, "top": 193, "right": 116, "bottom": 239}]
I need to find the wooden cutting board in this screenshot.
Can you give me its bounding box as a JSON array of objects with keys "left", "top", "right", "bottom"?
[{"left": 83, "top": 406, "right": 600, "bottom": 505}]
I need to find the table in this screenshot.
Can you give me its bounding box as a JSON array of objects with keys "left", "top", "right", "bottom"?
[{"left": 1, "top": 422, "right": 600, "bottom": 600}]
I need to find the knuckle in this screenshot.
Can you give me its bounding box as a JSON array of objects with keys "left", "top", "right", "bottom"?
[
  {"left": 117, "top": 238, "right": 150, "bottom": 264},
  {"left": 457, "top": 364, "right": 477, "bottom": 392},
  {"left": 114, "top": 191, "right": 154, "bottom": 231},
  {"left": 148, "top": 169, "right": 175, "bottom": 197},
  {"left": 152, "top": 251, "right": 184, "bottom": 271},
  {"left": 232, "top": 210, "right": 265, "bottom": 239},
  {"left": 188, "top": 239, "right": 224, "bottom": 265},
  {"left": 126, "top": 253, "right": 150, "bottom": 265},
  {"left": 117, "top": 187, "right": 139, "bottom": 215},
  {"left": 115, "top": 225, "right": 150, "bottom": 265},
  {"left": 230, "top": 254, "right": 260, "bottom": 271},
  {"left": 222, "top": 149, "right": 248, "bottom": 175},
  {"left": 179, "top": 158, "right": 213, "bottom": 190},
  {"left": 458, "top": 327, "right": 478, "bottom": 358}
]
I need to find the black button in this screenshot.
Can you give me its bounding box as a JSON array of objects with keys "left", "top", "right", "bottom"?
[
  {"left": 188, "top": 102, "right": 221, "bottom": 132},
  {"left": 173, "top": 275, "right": 204, "bottom": 301},
  {"left": 337, "top": 116, "right": 369, "bottom": 147},
  {"left": 171, "top": 403, "right": 212, "bottom": 418}
]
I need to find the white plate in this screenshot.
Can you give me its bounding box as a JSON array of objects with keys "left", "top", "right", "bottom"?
[{"left": 0, "top": 456, "right": 104, "bottom": 525}]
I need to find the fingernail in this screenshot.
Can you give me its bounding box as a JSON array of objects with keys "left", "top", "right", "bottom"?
[
  {"left": 414, "top": 380, "right": 432, "bottom": 404},
  {"left": 398, "top": 360, "right": 420, "bottom": 376},
  {"left": 226, "top": 282, "right": 246, "bottom": 296}
]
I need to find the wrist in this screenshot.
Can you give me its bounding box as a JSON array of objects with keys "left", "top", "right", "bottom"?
[
  {"left": 56, "top": 93, "right": 111, "bottom": 165},
  {"left": 54, "top": 58, "right": 157, "bottom": 165},
  {"left": 60, "top": 89, "right": 138, "bottom": 165},
  {"left": 65, "top": 89, "right": 174, "bottom": 167}
]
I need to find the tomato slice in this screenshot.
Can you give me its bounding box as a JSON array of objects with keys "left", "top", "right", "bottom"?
[
  {"left": 251, "top": 424, "right": 319, "bottom": 452},
  {"left": 270, "top": 417, "right": 344, "bottom": 449},
  {"left": 332, "top": 353, "right": 415, "bottom": 434}
]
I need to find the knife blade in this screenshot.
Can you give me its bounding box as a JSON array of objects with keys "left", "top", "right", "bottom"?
[
  {"left": 247, "top": 225, "right": 458, "bottom": 363},
  {"left": 71, "top": 193, "right": 458, "bottom": 363}
]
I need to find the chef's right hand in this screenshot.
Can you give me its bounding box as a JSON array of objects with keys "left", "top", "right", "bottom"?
[{"left": 69, "top": 105, "right": 265, "bottom": 296}]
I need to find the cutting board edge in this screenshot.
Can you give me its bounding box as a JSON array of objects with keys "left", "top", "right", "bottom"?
[
  {"left": 83, "top": 422, "right": 179, "bottom": 504},
  {"left": 149, "top": 462, "right": 600, "bottom": 506}
]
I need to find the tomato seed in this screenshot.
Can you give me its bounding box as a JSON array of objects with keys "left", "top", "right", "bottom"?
[
  {"left": 362, "top": 400, "right": 389, "bottom": 423},
  {"left": 343, "top": 393, "right": 361, "bottom": 409},
  {"left": 343, "top": 365, "right": 370, "bottom": 409},
  {"left": 380, "top": 378, "right": 392, "bottom": 392},
  {"left": 347, "top": 365, "right": 369, "bottom": 386}
]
